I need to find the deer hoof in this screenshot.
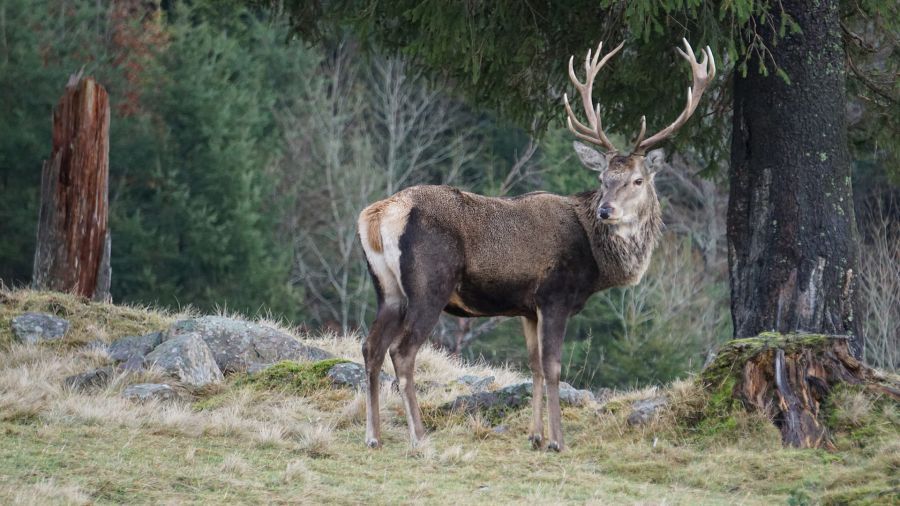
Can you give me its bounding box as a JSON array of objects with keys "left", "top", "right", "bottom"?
[
  {"left": 365, "top": 438, "right": 381, "bottom": 449},
  {"left": 547, "top": 441, "right": 562, "bottom": 452},
  {"left": 528, "top": 434, "right": 543, "bottom": 450}
]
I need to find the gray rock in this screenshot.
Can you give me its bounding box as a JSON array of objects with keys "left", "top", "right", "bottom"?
[
  {"left": 326, "top": 362, "right": 393, "bottom": 390},
  {"left": 626, "top": 396, "right": 668, "bottom": 426},
  {"left": 122, "top": 383, "right": 179, "bottom": 403},
  {"left": 594, "top": 387, "right": 614, "bottom": 403},
  {"left": 121, "top": 355, "right": 144, "bottom": 372},
  {"left": 164, "top": 316, "right": 331, "bottom": 374},
  {"left": 559, "top": 382, "right": 595, "bottom": 407},
  {"left": 458, "top": 375, "right": 495, "bottom": 393},
  {"left": 64, "top": 366, "right": 114, "bottom": 392},
  {"left": 108, "top": 332, "right": 163, "bottom": 363},
  {"left": 444, "top": 383, "right": 532, "bottom": 420},
  {"left": 144, "top": 332, "right": 223, "bottom": 387},
  {"left": 443, "top": 380, "right": 595, "bottom": 421},
  {"left": 493, "top": 381, "right": 595, "bottom": 406},
  {"left": 11, "top": 313, "right": 69, "bottom": 344}
]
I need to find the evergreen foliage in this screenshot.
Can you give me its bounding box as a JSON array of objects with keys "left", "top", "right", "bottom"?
[
  {"left": 280, "top": 0, "right": 897, "bottom": 176},
  {"left": 0, "top": 0, "right": 310, "bottom": 318}
]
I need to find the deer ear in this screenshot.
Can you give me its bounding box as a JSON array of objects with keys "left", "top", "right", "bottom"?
[
  {"left": 645, "top": 149, "right": 666, "bottom": 175},
  {"left": 573, "top": 141, "right": 610, "bottom": 173}
]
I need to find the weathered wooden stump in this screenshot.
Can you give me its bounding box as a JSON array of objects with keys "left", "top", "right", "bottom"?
[
  {"left": 32, "top": 72, "right": 111, "bottom": 301},
  {"left": 701, "top": 333, "right": 899, "bottom": 449}
]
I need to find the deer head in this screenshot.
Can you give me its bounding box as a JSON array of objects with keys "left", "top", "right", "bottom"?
[{"left": 564, "top": 39, "right": 715, "bottom": 225}]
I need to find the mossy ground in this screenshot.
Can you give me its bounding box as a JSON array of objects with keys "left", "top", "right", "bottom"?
[
  {"left": 1, "top": 289, "right": 898, "bottom": 505},
  {"left": 236, "top": 359, "right": 351, "bottom": 396}
]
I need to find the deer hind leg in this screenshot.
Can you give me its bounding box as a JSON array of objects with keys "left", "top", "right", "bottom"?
[
  {"left": 359, "top": 199, "right": 409, "bottom": 448},
  {"left": 540, "top": 311, "right": 568, "bottom": 452},
  {"left": 363, "top": 302, "right": 403, "bottom": 448},
  {"left": 522, "top": 316, "right": 545, "bottom": 449},
  {"left": 390, "top": 273, "right": 456, "bottom": 447}
]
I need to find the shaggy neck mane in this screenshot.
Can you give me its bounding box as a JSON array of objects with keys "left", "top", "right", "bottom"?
[{"left": 573, "top": 189, "right": 663, "bottom": 286}]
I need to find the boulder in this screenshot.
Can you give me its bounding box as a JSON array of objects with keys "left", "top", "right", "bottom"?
[
  {"left": 11, "top": 312, "right": 69, "bottom": 344},
  {"left": 626, "top": 396, "right": 668, "bottom": 426},
  {"left": 144, "top": 332, "right": 223, "bottom": 387},
  {"left": 326, "top": 362, "right": 393, "bottom": 390},
  {"left": 64, "top": 366, "right": 114, "bottom": 392},
  {"left": 164, "top": 316, "right": 331, "bottom": 374},
  {"left": 108, "top": 332, "right": 163, "bottom": 363},
  {"left": 122, "top": 383, "right": 179, "bottom": 403}
]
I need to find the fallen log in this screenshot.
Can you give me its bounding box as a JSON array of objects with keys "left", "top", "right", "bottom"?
[{"left": 700, "top": 333, "right": 899, "bottom": 450}]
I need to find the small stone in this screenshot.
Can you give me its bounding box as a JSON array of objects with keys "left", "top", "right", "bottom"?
[
  {"left": 326, "top": 362, "right": 393, "bottom": 391},
  {"left": 108, "top": 332, "right": 163, "bottom": 363},
  {"left": 64, "top": 366, "right": 114, "bottom": 392},
  {"left": 121, "top": 355, "right": 144, "bottom": 372},
  {"left": 11, "top": 313, "right": 69, "bottom": 344},
  {"left": 144, "top": 332, "right": 223, "bottom": 387},
  {"left": 443, "top": 380, "right": 595, "bottom": 422},
  {"left": 492, "top": 425, "right": 510, "bottom": 434},
  {"left": 627, "top": 396, "right": 668, "bottom": 426},
  {"left": 457, "top": 375, "right": 495, "bottom": 393},
  {"left": 559, "top": 382, "right": 595, "bottom": 407},
  {"left": 122, "top": 383, "right": 179, "bottom": 403}
]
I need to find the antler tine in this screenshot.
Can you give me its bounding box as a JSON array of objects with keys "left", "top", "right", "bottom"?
[
  {"left": 632, "top": 115, "right": 647, "bottom": 150},
  {"left": 563, "top": 40, "right": 624, "bottom": 153},
  {"left": 633, "top": 39, "right": 716, "bottom": 155}
]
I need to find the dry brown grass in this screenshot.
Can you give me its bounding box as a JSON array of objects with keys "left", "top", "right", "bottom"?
[
  {"left": 7, "top": 479, "right": 92, "bottom": 506},
  {"left": 0, "top": 288, "right": 897, "bottom": 505}
]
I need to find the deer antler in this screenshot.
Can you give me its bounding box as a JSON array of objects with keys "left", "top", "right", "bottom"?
[
  {"left": 563, "top": 40, "right": 625, "bottom": 153},
  {"left": 631, "top": 38, "right": 716, "bottom": 155}
]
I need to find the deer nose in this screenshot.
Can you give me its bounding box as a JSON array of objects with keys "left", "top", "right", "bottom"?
[{"left": 598, "top": 205, "right": 615, "bottom": 220}]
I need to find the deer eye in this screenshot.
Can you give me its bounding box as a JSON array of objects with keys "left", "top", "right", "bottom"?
[{"left": 634, "top": 178, "right": 644, "bottom": 186}]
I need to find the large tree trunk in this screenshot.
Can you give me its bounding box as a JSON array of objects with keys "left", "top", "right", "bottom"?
[
  {"left": 32, "top": 73, "right": 111, "bottom": 301},
  {"left": 728, "top": 0, "right": 863, "bottom": 356}
]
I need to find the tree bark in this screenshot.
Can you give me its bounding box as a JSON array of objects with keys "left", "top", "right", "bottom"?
[
  {"left": 32, "top": 73, "right": 111, "bottom": 301},
  {"left": 728, "top": 0, "right": 863, "bottom": 356}
]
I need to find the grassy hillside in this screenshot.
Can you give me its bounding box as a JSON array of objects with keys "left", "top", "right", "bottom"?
[{"left": 1, "top": 289, "right": 897, "bottom": 505}]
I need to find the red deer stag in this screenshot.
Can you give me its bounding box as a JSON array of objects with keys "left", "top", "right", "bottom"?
[{"left": 357, "top": 39, "right": 715, "bottom": 450}]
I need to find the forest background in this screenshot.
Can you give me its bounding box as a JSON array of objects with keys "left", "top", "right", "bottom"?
[{"left": 1, "top": 0, "right": 896, "bottom": 390}]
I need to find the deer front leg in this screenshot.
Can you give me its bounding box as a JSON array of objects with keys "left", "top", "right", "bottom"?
[
  {"left": 540, "top": 312, "right": 567, "bottom": 452},
  {"left": 522, "top": 316, "right": 544, "bottom": 449}
]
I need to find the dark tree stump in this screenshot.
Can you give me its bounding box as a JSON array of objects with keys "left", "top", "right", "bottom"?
[
  {"left": 701, "top": 333, "right": 899, "bottom": 450},
  {"left": 32, "top": 73, "right": 111, "bottom": 302}
]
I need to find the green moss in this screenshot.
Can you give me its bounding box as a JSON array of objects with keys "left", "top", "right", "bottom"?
[
  {"left": 700, "top": 333, "right": 834, "bottom": 388},
  {"left": 236, "top": 358, "right": 350, "bottom": 396},
  {"left": 689, "top": 374, "right": 741, "bottom": 439}
]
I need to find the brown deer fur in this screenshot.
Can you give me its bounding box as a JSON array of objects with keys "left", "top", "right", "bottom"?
[
  {"left": 357, "top": 38, "right": 713, "bottom": 451},
  {"left": 358, "top": 148, "right": 664, "bottom": 451}
]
